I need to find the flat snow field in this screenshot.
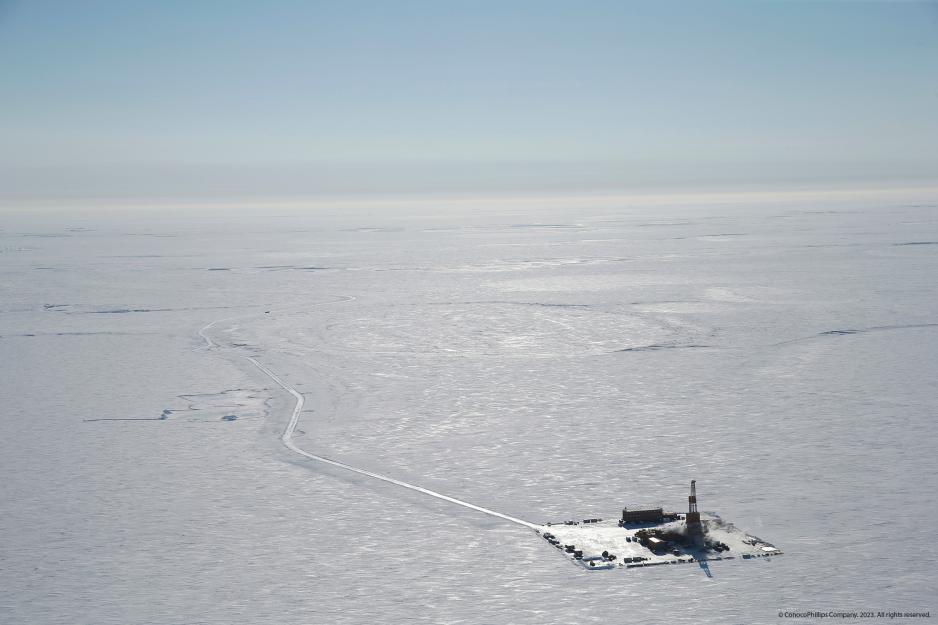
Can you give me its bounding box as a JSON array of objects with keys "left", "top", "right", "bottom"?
[{"left": 1, "top": 191, "right": 937, "bottom": 624}]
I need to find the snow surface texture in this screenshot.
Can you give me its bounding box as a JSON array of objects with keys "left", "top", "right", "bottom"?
[{"left": 2, "top": 194, "right": 937, "bottom": 624}]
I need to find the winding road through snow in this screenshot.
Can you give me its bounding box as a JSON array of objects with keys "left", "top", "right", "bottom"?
[{"left": 199, "top": 302, "right": 539, "bottom": 531}]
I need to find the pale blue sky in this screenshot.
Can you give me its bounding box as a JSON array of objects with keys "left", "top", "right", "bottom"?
[{"left": 1, "top": 0, "right": 936, "bottom": 199}]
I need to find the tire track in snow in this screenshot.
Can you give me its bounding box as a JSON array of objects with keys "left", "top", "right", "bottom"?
[
  {"left": 200, "top": 298, "right": 539, "bottom": 530},
  {"left": 772, "top": 322, "right": 938, "bottom": 347},
  {"left": 246, "top": 356, "right": 538, "bottom": 529},
  {"left": 196, "top": 296, "right": 357, "bottom": 350}
]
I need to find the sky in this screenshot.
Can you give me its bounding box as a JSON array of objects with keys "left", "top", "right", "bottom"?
[{"left": 1, "top": 0, "right": 937, "bottom": 201}]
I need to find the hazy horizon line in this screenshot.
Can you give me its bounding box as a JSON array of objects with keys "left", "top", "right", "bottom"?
[{"left": 3, "top": 181, "right": 936, "bottom": 214}]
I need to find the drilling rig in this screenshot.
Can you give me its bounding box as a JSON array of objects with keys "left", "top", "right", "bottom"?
[{"left": 685, "top": 480, "right": 703, "bottom": 539}]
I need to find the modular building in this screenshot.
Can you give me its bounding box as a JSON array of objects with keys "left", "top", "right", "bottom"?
[{"left": 621, "top": 507, "right": 665, "bottom": 523}]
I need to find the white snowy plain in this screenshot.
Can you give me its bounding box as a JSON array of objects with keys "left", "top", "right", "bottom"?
[{"left": 1, "top": 192, "right": 937, "bottom": 624}]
